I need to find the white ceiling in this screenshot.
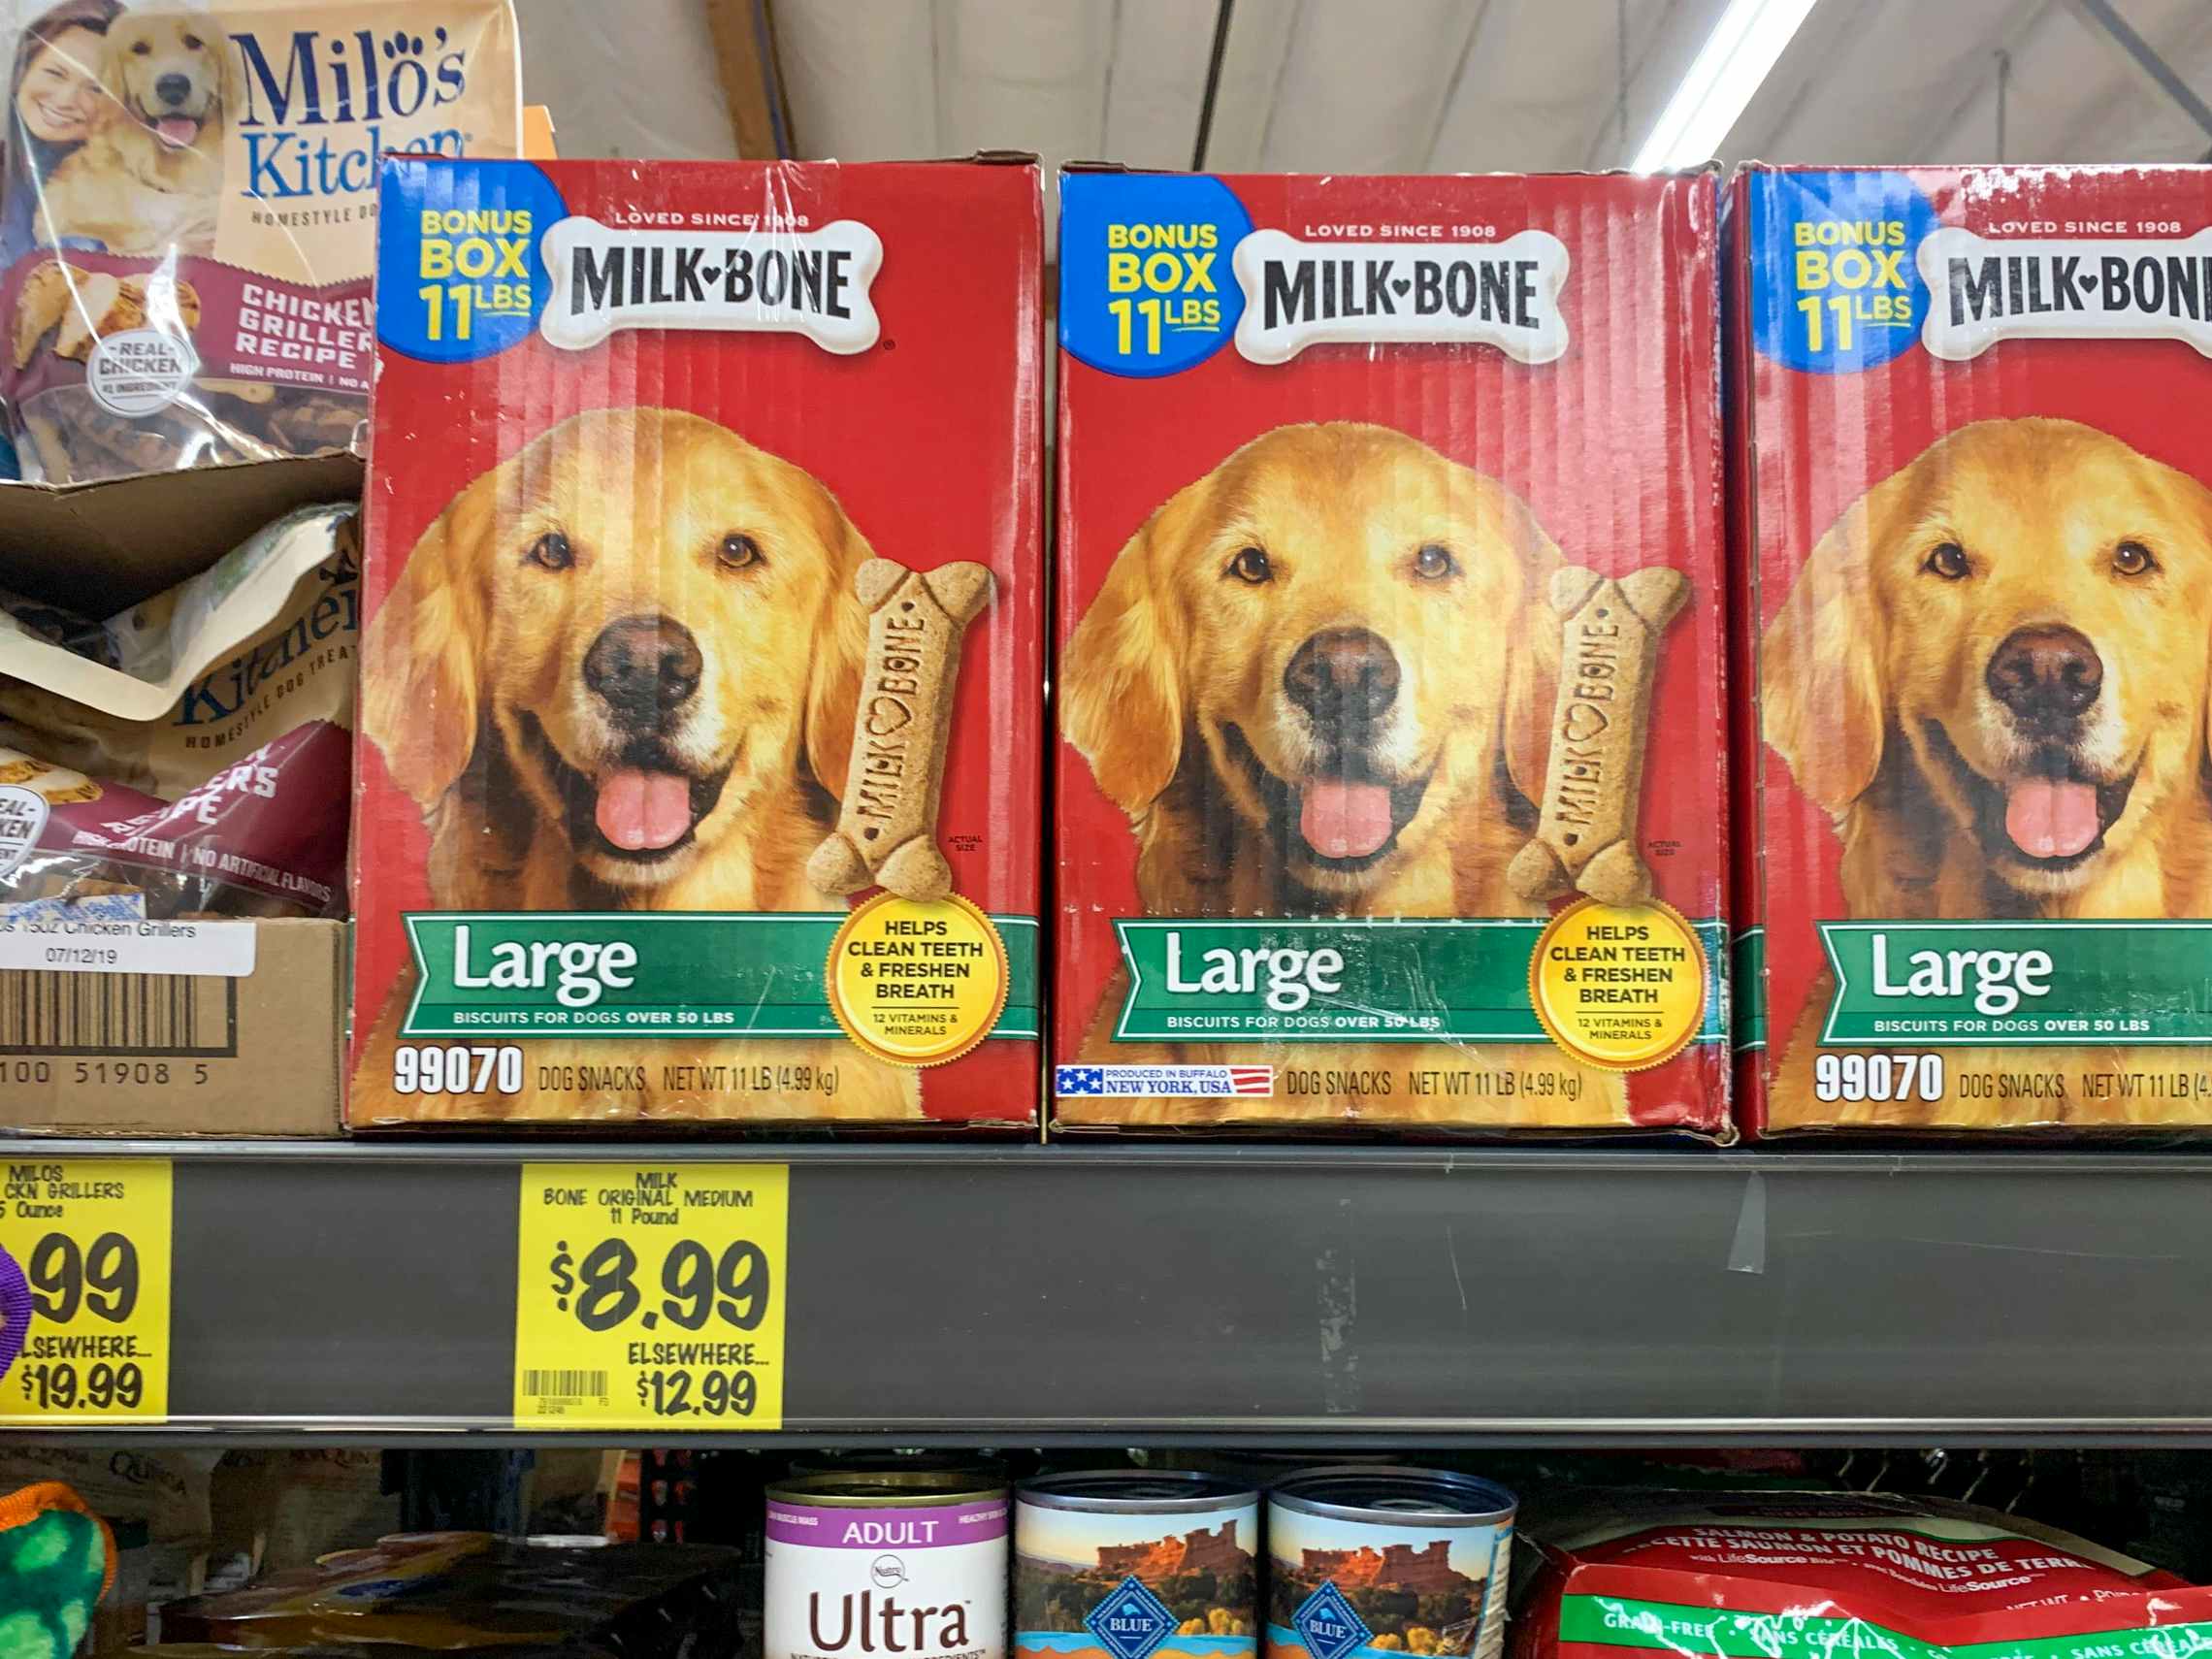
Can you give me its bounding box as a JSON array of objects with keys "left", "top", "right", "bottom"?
[{"left": 522, "top": 0, "right": 2212, "bottom": 172}]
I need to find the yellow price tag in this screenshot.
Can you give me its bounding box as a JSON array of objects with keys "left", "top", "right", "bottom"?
[
  {"left": 0, "top": 1157, "right": 171, "bottom": 1424},
  {"left": 514, "top": 1163, "right": 787, "bottom": 1429}
]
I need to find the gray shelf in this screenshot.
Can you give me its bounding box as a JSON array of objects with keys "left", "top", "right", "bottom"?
[{"left": 6, "top": 1139, "right": 2210, "bottom": 1446}]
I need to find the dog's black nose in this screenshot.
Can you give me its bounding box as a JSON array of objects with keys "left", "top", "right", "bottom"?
[
  {"left": 584, "top": 613, "right": 702, "bottom": 723},
  {"left": 1987, "top": 625, "right": 2102, "bottom": 722},
  {"left": 154, "top": 72, "right": 192, "bottom": 108},
  {"left": 1285, "top": 627, "right": 1401, "bottom": 724}
]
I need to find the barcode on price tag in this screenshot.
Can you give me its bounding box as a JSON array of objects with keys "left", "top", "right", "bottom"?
[
  {"left": 521, "top": 1368, "right": 607, "bottom": 1402},
  {"left": 0, "top": 1157, "right": 172, "bottom": 1424},
  {"left": 512, "top": 1163, "right": 788, "bottom": 1430}
]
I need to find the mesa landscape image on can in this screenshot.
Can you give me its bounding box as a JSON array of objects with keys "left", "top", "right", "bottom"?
[
  {"left": 1017, "top": 1473, "right": 1259, "bottom": 1659},
  {"left": 1268, "top": 1469, "right": 1514, "bottom": 1659}
]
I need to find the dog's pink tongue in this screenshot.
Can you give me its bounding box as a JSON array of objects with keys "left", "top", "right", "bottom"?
[
  {"left": 153, "top": 115, "right": 197, "bottom": 147},
  {"left": 595, "top": 767, "right": 693, "bottom": 851},
  {"left": 1301, "top": 779, "right": 1394, "bottom": 860},
  {"left": 2004, "top": 776, "right": 2100, "bottom": 860}
]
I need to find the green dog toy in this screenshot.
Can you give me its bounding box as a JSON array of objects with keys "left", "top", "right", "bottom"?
[{"left": 0, "top": 1483, "right": 112, "bottom": 1659}]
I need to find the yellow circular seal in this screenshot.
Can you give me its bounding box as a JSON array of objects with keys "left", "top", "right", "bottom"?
[
  {"left": 1529, "top": 897, "right": 1707, "bottom": 1072},
  {"left": 828, "top": 892, "right": 1008, "bottom": 1067}
]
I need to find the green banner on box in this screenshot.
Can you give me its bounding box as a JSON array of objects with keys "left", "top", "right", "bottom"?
[
  {"left": 1818, "top": 919, "right": 2212, "bottom": 1046},
  {"left": 1733, "top": 927, "right": 1766, "bottom": 1053},
  {"left": 401, "top": 911, "right": 1039, "bottom": 1039},
  {"left": 1112, "top": 915, "right": 1727, "bottom": 1045}
]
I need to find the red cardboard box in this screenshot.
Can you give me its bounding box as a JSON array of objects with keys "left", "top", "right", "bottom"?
[
  {"left": 1053, "top": 169, "right": 1729, "bottom": 1134},
  {"left": 349, "top": 156, "right": 1043, "bottom": 1127},
  {"left": 1734, "top": 164, "right": 2212, "bottom": 1133}
]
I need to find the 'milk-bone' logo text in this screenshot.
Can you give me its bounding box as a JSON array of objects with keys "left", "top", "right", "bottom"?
[
  {"left": 234, "top": 25, "right": 476, "bottom": 197},
  {"left": 1919, "top": 225, "right": 2212, "bottom": 359},
  {"left": 540, "top": 217, "right": 883, "bottom": 353},
  {"left": 1233, "top": 229, "right": 1569, "bottom": 365}
]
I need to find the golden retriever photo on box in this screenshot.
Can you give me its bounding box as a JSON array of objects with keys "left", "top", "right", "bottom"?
[
  {"left": 1063, "top": 420, "right": 1628, "bottom": 1125},
  {"left": 351, "top": 407, "right": 918, "bottom": 1122},
  {"left": 1763, "top": 416, "right": 2212, "bottom": 1127}
]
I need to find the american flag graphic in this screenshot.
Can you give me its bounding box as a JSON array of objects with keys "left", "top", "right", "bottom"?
[{"left": 1056, "top": 1064, "right": 1275, "bottom": 1096}]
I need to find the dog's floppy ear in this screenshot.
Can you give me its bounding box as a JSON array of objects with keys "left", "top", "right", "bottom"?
[
  {"left": 1498, "top": 494, "right": 1565, "bottom": 807},
  {"left": 362, "top": 477, "right": 492, "bottom": 808},
  {"left": 1062, "top": 480, "right": 1202, "bottom": 819},
  {"left": 2172, "top": 468, "right": 2212, "bottom": 775},
  {"left": 211, "top": 25, "right": 236, "bottom": 115},
  {"left": 801, "top": 501, "right": 872, "bottom": 796},
  {"left": 1762, "top": 472, "right": 1899, "bottom": 816},
  {"left": 96, "top": 26, "right": 133, "bottom": 111}
]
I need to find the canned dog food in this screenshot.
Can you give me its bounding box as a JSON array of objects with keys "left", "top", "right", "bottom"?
[
  {"left": 766, "top": 1472, "right": 1009, "bottom": 1659},
  {"left": 1269, "top": 1468, "right": 1515, "bottom": 1659},
  {"left": 1016, "top": 1473, "right": 1259, "bottom": 1659}
]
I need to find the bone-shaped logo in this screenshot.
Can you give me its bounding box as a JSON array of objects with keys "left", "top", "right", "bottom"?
[
  {"left": 1918, "top": 225, "right": 2212, "bottom": 362},
  {"left": 538, "top": 216, "right": 882, "bottom": 354},
  {"left": 1233, "top": 228, "right": 1569, "bottom": 366}
]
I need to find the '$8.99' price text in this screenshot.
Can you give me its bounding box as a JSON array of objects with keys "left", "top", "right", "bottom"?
[
  {"left": 545, "top": 1235, "right": 770, "bottom": 1418},
  {"left": 16, "top": 1229, "right": 146, "bottom": 1415}
]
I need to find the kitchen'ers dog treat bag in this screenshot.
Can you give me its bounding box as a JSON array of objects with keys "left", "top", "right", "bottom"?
[{"left": 0, "top": 502, "right": 356, "bottom": 917}]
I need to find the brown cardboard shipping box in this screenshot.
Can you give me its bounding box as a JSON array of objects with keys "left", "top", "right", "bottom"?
[
  {"left": 0, "top": 916, "right": 342, "bottom": 1136},
  {"left": 0, "top": 453, "right": 362, "bottom": 613}
]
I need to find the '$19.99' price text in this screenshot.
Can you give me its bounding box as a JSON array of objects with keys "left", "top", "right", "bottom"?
[
  {"left": 15, "top": 1228, "right": 146, "bottom": 1415},
  {"left": 545, "top": 1234, "right": 770, "bottom": 1416}
]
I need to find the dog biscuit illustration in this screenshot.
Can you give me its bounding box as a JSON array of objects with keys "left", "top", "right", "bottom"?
[
  {"left": 1508, "top": 564, "right": 1688, "bottom": 907},
  {"left": 807, "top": 557, "right": 994, "bottom": 902}
]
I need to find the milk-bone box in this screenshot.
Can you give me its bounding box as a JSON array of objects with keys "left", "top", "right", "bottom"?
[
  {"left": 1731, "top": 166, "right": 2212, "bottom": 1136},
  {"left": 1052, "top": 168, "right": 1731, "bottom": 1135},
  {"left": 349, "top": 155, "right": 1044, "bottom": 1127}
]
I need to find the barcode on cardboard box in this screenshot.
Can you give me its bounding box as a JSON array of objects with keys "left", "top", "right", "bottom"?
[
  {"left": 522, "top": 1369, "right": 606, "bottom": 1401},
  {"left": 0, "top": 971, "right": 237, "bottom": 1057}
]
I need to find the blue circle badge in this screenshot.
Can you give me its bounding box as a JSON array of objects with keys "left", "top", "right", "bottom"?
[
  {"left": 1749, "top": 170, "right": 1938, "bottom": 373},
  {"left": 378, "top": 158, "right": 566, "bottom": 364},
  {"left": 1060, "top": 173, "right": 1252, "bottom": 376}
]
